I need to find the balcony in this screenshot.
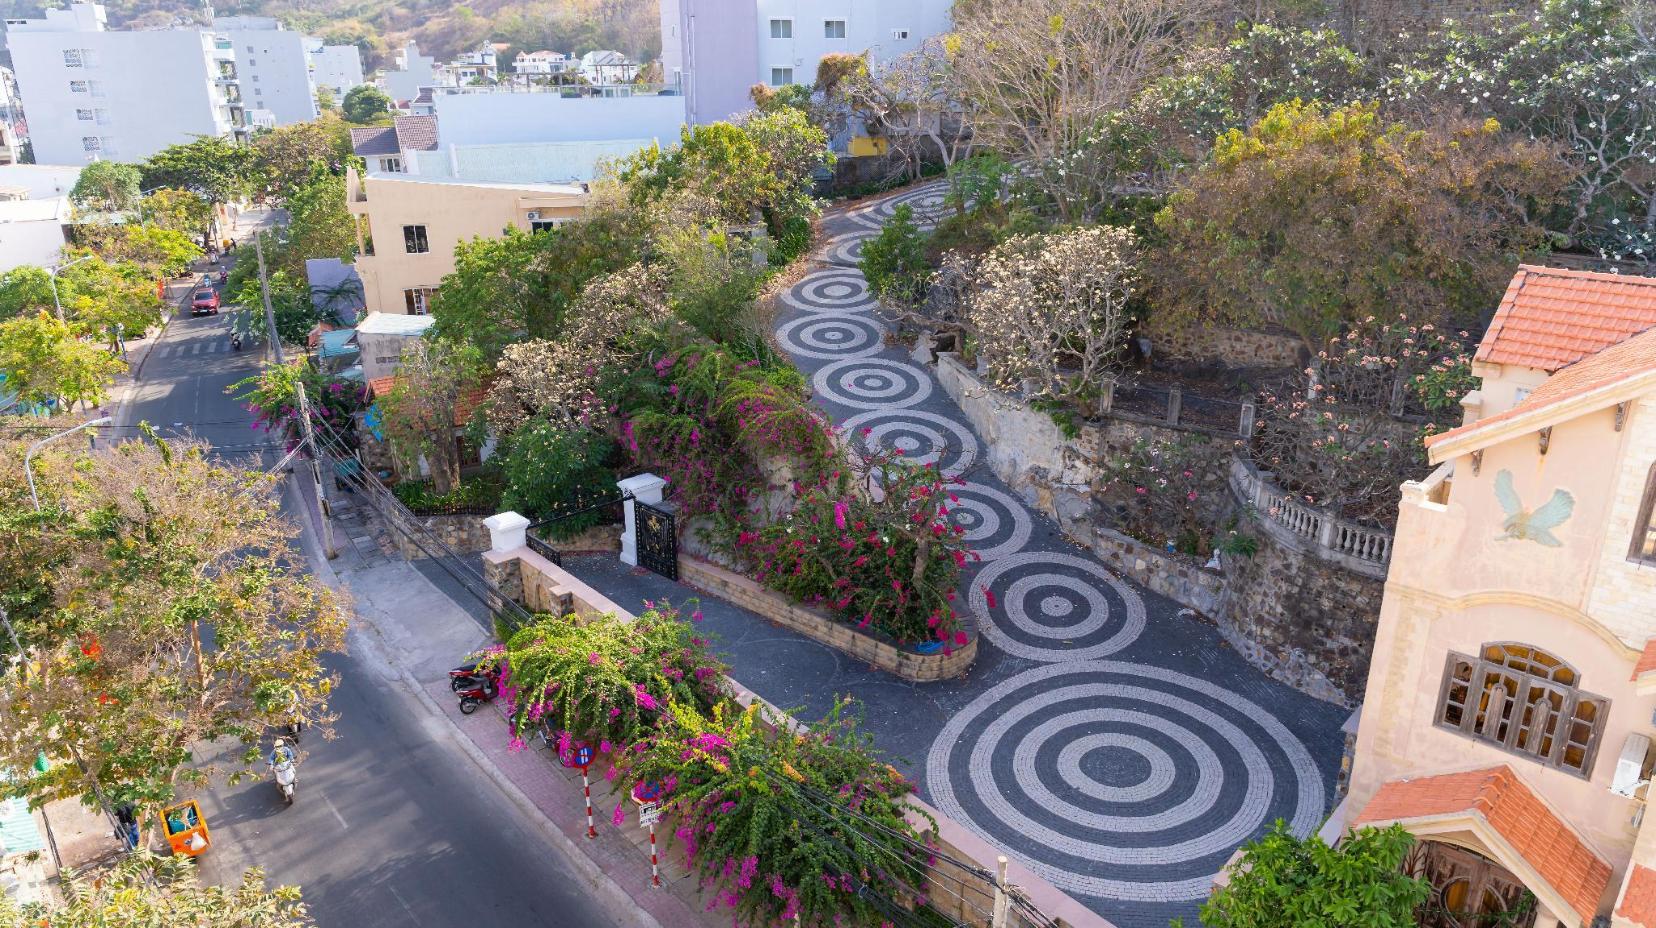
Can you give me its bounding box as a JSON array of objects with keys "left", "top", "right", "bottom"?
[{"left": 1227, "top": 457, "right": 1394, "bottom": 579}]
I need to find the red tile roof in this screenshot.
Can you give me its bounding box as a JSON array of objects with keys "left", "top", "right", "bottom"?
[
  {"left": 1477, "top": 265, "right": 1656, "bottom": 373},
  {"left": 1427, "top": 325, "right": 1656, "bottom": 449},
  {"left": 366, "top": 376, "right": 488, "bottom": 427},
  {"left": 1353, "top": 766, "right": 1610, "bottom": 925},
  {"left": 1620, "top": 865, "right": 1656, "bottom": 927},
  {"left": 1634, "top": 639, "right": 1656, "bottom": 682}
]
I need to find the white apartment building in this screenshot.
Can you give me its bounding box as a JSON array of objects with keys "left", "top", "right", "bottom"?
[
  {"left": 307, "top": 40, "right": 365, "bottom": 95},
  {"left": 6, "top": 3, "right": 243, "bottom": 164},
  {"left": 661, "top": 0, "right": 954, "bottom": 124},
  {"left": 213, "top": 16, "right": 318, "bottom": 126},
  {"left": 512, "top": 50, "right": 572, "bottom": 77},
  {"left": 381, "top": 42, "right": 437, "bottom": 105}
]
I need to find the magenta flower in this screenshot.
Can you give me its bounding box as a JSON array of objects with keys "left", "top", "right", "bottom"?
[{"left": 833, "top": 500, "right": 848, "bottom": 530}]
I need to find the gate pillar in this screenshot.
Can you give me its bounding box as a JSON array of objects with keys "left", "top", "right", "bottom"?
[{"left": 617, "top": 473, "right": 667, "bottom": 567}]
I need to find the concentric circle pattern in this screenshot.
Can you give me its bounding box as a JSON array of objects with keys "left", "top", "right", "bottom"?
[
  {"left": 775, "top": 314, "right": 887, "bottom": 360},
  {"left": 824, "top": 231, "right": 875, "bottom": 267},
  {"left": 945, "top": 482, "right": 1033, "bottom": 561},
  {"left": 926, "top": 662, "right": 1325, "bottom": 903},
  {"left": 812, "top": 358, "right": 933, "bottom": 410},
  {"left": 849, "top": 180, "right": 950, "bottom": 231},
  {"left": 781, "top": 269, "right": 877, "bottom": 314},
  {"left": 969, "top": 551, "right": 1147, "bottom": 661},
  {"left": 841, "top": 409, "right": 979, "bottom": 477}
]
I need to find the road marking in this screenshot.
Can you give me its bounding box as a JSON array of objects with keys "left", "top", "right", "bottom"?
[
  {"left": 388, "top": 887, "right": 421, "bottom": 925},
  {"left": 205, "top": 341, "right": 219, "bottom": 353},
  {"left": 323, "top": 794, "right": 349, "bottom": 830},
  {"left": 191, "top": 343, "right": 203, "bottom": 355}
]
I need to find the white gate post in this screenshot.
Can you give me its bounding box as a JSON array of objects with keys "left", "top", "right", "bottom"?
[{"left": 617, "top": 473, "right": 667, "bottom": 567}]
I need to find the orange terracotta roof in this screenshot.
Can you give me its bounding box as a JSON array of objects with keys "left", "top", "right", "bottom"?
[
  {"left": 1477, "top": 265, "right": 1656, "bottom": 373},
  {"left": 1353, "top": 766, "right": 1610, "bottom": 925},
  {"left": 1620, "top": 865, "right": 1656, "bottom": 927},
  {"left": 1427, "top": 326, "right": 1656, "bottom": 450},
  {"left": 1634, "top": 639, "right": 1656, "bottom": 682},
  {"left": 367, "top": 376, "right": 396, "bottom": 399},
  {"left": 366, "top": 376, "right": 488, "bottom": 427}
]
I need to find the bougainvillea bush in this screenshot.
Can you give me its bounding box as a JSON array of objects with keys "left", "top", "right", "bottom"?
[
  {"left": 1099, "top": 436, "right": 1228, "bottom": 557},
  {"left": 615, "top": 698, "right": 935, "bottom": 927},
  {"left": 485, "top": 605, "right": 726, "bottom": 752},
  {"left": 738, "top": 450, "right": 974, "bottom": 646},
  {"left": 622, "top": 340, "right": 837, "bottom": 522},
  {"left": 231, "top": 359, "right": 367, "bottom": 448}
]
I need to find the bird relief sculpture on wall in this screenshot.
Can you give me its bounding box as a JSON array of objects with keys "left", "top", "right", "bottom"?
[{"left": 1493, "top": 469, "right": 1575, "bottom": 547}]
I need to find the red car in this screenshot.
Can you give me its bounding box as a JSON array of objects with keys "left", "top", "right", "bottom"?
[{"left": 191, "top": 286, "right": 220, "bottom": 315}]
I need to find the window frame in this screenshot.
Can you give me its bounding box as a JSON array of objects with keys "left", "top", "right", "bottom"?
[
  {"left": 80, "top": 136, "right": 102, "bottom": 152},
  {"left": 824, "top": 19, "right": 847, "bottom": 39},
  {"left": 68, "top": 80, "right": 88, "bottom": 93},
  {"left": 403, "top": 224, "right": 430, "bottom": 254},
  {"left": 75, "top": 108, "right": 94, "bottom": 121},
  {"left": 402, "top": 287, "right": 433, "bottom": 315},
  {"left": 1434, "top": 643, "right": 1609, "bottom": 779},
  {"left": 769, "top": 67, "right": 793, "bottom": 87},
  {"left": 1628, "top": 462, "right": 1656, "bottom": 565},
  {"left": 62, "top": 48, "right": 84, "bottom": 68},
  {"left": 382, "top": 156, "right": 403, "bottom": 173},
  {"left": 530, "top": 218, "right": 569, "bottom": 234},
  {"left": 768, "top": 18, "right": 792, "bottom": 39}
]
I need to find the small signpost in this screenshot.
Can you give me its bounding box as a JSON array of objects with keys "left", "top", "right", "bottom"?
[
  {"left": 633, "top": 781, "right": 665, "bottom": 888},
  {"left": 559, "top": 741, "right": 597, "bottom": 839}
]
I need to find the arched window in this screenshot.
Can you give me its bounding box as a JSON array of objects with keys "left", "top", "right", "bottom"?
[{"left": 1436, "top": 642, "right": 1609, "bottom": 778}]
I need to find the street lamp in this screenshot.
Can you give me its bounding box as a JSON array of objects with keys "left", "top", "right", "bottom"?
[
  {"left": 25, "top": 416, "right": 111, "bottom": 511},
  {"left": 46, "top": 253, "right": 94, "bottom": 322}
]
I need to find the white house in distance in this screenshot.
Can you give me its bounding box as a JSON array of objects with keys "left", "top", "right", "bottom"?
[
  {"left": 381, "top": 42, "right": 437, "bottom": 105},
  {"left": 512, "top": 50, "right": 572, "bottom": 78},
  {"left": 659, "top": 0, "right": 953, "bottom": 124},
  {"left": 307, "top": 38, "right": 365, "bottom": 95},
  {"left": 6, "top": 3, "right": 244, "bottom": 164},
  {"left": 0, "top": 164, "right": 79, "bottom": 272},
  {"left": 577, "top": 50, "right": 639, "bottom": 85},
  {"left": 212, "top": 15, "right": 318, "bottom": 125}
]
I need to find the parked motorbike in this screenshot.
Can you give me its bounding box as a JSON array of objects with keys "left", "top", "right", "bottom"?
[
  {"left": 457, "top": 677, "right": 497, "bottom": 715},
  {"left": 448, "top": 661, "right": 498, "bottom": 692}
]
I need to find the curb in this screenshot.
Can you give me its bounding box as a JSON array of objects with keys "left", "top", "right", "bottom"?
[{"left": 284, "top": 482, "right": 665, "bottom": 928}]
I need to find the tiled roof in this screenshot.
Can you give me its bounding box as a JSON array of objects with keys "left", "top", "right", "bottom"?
[
  {"left": 1426, "top": 326, "right": 1656, "bottom": 450},
  {"left": 1635, "top": 639, "right": 1656, "bottom": 682},
  {"left": 1477, "top": 265, "right": 1656, "bottom": 372},
  {"left": 367, "top": 376, "right": 488, "bottom": 427},
  {"left": 1620, "top": 865, "right": 1656, "bottom": 927},
  {"left": 349, "top": 125, "right": 398, "bottom": 156},
  {"left": 1353, "top": 766, "right": 1610, "bottom": 925},
  {"left": 393, "top": 115, "right": 439, "bottom": 152}
]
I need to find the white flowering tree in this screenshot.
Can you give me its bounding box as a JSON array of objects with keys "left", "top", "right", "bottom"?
[
  {"left": 966, "top": 226, "right": 1138, "bottom": 415},
  {"left": 829, "top": 39, "right": 976, "bottom": 178}
]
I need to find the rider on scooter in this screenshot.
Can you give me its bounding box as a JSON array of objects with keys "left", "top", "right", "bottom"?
[{"left": 270, "top": 738, "right": 297, "bottom": 768}]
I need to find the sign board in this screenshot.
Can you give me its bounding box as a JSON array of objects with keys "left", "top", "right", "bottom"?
[{"left": 638, "top": 801, "right": 663, "bottom": 827}]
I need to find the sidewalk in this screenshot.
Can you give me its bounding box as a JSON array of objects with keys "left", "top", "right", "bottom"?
[{"left": 309, "top": 496, "right": 727, "bottom": 928}]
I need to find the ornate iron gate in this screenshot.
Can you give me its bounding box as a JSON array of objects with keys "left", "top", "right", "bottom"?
[{"left": 635, "top": 500, "right": 678, "bottom": 581}]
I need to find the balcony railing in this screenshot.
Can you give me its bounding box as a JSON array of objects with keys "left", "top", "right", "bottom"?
[{"left": 1228, "top": 457, "right": 1393, "bottom": 579}]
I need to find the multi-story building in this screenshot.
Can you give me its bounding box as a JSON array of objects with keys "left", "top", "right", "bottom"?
[
  {"left": 381, "top": 41, "right": 437, "bottom": 105},
  {"left": 0, "top": 164, "right": 80, "bottom": 272},
  {"left": 211, "top": 16, "right": 318, "bottom": 126},
  {"left": 6, "top": 2, "right": 244, "bottom": 164},
  {"left": 577, "top": 50, "right": 639, "bottom": 86},
  {"left": 660, "top": 0, "right": 953, "bottom": 124},
  {"left": 512, "top": 50, "right": 572, "bottom": 78},
  {"left": 344, "top": 168, "right": 586, "bottom": 316},
  {"left": 307, "top": 38, "right": 365, "bottom": 95},
  {"left": 349, "top": 115, "right": 438, "bottom": 175},
  {"left": 1336, "top": 265, "right": 1656, "bottom": 928}
]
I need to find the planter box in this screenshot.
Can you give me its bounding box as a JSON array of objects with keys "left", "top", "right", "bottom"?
[{"left": 679, "top": 555, "right": 976, "bottom": 683}]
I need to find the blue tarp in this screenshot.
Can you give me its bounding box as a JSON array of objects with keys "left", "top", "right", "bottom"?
[
  {"left": 318, "top": 328, "right": 358, "bottom": 360},
  {"left": 0, "top": 797, "right": 44, "bottom": 855}
]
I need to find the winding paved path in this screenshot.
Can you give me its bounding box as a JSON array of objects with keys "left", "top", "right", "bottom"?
[{"left": 770, "top": 182, "right": 1347, "bottom": 927}]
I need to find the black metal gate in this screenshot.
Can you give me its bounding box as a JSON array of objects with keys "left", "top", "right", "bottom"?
[{"left": 634, "top": 500, "right": 678, "bottom": 581}]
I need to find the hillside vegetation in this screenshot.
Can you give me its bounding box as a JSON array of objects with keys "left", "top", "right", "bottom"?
[{"left": 0, "top": 0, "right": 660, "bottom": 72}]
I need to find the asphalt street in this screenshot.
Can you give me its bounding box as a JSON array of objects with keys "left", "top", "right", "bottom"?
[{"left": 114, "top": 256, "right": 627, "bottom": 928}]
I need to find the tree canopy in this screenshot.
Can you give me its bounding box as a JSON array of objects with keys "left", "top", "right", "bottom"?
[
  {"left": 0, "top": 851, "right": 312, "bottom": 927},
  {"left": 69, "top": 160, "right": 142, "bottom": 215},
  {"left": 1193, "top": 822, "right": 1429, "bottom": 928},
  {"left": 342, "top": 84, "right": 392, "bottom": 124}
]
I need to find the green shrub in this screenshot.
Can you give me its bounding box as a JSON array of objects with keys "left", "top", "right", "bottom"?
[
  {"left": 498, "top": 423, "right": 617, "bottom": 536},
  {"left": 770, "top": 213, "right": 813, "bottom": 266},
  {"left": 859, "top": 203, "right": 930, "bottom": 306},
  {"left": 390, "top": 474, "right": 503, "bottom": 513}
]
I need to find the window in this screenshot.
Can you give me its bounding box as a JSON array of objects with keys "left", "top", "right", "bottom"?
[
  {"left": 252, "top": 75, "right": 260, "bottom": 83},
  {"left": 769, "top": 18, "right": 792, "bottom": 38},
  {"left": 530, "top": 219, "right": 568, "bottom": 234},
  {"left": 68, "top": 80, "right": 88, "bottom": 93},
  {"left": 770, "top": 67, "right": 793, "bottom": 86},
  {"left": 1631, "top": 462, "right": 1656, "bottom": 564},
  {"left": 402, "top": 287, "right": 433, "bottom": 315},
  {"left": 76, "top": 108, "right": 94, "bottom": 121},
  {"left": 248, "top": 58, "right": 257, "bottom": 66},
  {"left": 1436, "top": 642, "right": 1609, "bottom": 778},
  {"left": 63, "top": 48, "right": 84, "bottom": 67},
  {"left": 824, "top": 19, "right": 846, "bottom": 39},
  {"left": 81, "top": 136, "right": 101, "bottom": 152},
  {"left": 382, "top": 156, "right": 403, "bottom": 173},
  {"left": 87, "top": 80, "right": 105, "bottom": 97},
  {"left": 403, "top": 225, "right": 430, "bottom": 254},
  {"left": 892, "top": 29, "right": 910, "bottom": 40}
]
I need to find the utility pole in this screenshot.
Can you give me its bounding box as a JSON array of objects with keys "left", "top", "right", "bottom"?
[{"left": 254, "top": 232, "right": 283, "bottom": 365}]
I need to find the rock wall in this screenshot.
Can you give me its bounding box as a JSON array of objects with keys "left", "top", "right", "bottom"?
[
  {"left": 1142, "top": 321, "right": 1305, "bottom": 369},
  {"left": 391, "top": 513, "right": 494, "bottom": 560},
  {"left": 936, "top": 352, "right": 1382, "bottom": 706}
]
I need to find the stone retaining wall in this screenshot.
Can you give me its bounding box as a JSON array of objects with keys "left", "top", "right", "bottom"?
[
  {"left": 1089, "top": 528, "right": 1226, "bottom": 618},
  {"left": 1143, "top": 321, "right": 1305, "bottom": 368},
  {"left": 679, "top": 556, "right": 977, "bottom": 682},
  {"left": 392, "top": 513, "right": 494, "bottom": 560}
]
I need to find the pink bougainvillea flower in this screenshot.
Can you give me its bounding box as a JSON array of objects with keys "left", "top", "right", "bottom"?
[
  {"left": 611, "top": 802, "right": 626, "bottom": 827},
  {"left": 833, "top": 500, "right": 848, "bottom": 530},
  {"left": 983, "top": 586, "right": 998, "bottom": 608},
  {"left": 954, "top": 632, "right": 969, "bottom": 646},
  {"left": 691, "top": 609, "right": 704, "bottom": 623}
]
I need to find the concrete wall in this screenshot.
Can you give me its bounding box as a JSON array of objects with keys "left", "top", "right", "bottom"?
[
  {"left": 672, "top": 0, "right": 758, "bottom": 125},
  {"left": 411, "top": 139, "right": 654, "bottom": 184},
  {"left": 309, "top": 42, "right": 365, "bottom": 93},
  {"left": 0, "top": 205, "right": 67, "bottom": 272},
  {"left": 431, "top": 92, "right": 686, "bottom": 147}
]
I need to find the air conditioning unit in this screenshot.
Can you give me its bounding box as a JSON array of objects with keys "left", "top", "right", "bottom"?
[
  {"left": 525, "top": 210, "right": 541, "bottom": 221},
  {"left": 1611, "top": 732, "right": 1651, "bottom": 798}
]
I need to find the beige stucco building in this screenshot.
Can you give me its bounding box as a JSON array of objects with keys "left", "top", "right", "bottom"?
[
  {"left": 1336, "top": 266, "right": 1656, "bottom": 928},
  {"left": 344, "top": 168, "right": 586, "bottom": 317}
]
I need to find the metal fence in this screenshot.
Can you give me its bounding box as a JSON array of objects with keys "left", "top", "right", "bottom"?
[{"left": 1103, "top": 378, "right": 1257, "bottom": 438}]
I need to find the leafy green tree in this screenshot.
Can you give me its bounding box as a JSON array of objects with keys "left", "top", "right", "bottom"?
[
  {"left": 282, "top": 171, "right": 357, "bottom": 271},
  {"left": 499, "top": 423, "right": 616, "bottom": 533},
  {"left": 342, "top": 84, "right": 392, "bottom": 124},
  {"left": 316, "top": 85, "right": 337, "bottom": 112},
  {"left": 0, "top": 312, "right": 126, "bottom": 410},
  {"left": 1152, "top": 101, "right": 1568, "bottom": 349},
  {"left": 428, "top": 210, "right": 645, "bottom": 357},
  {"left": 141, "top": 137, "right": 257, "bottom": 215},
  {"left": 0, "top": 267, "right": 56, "bottom": 322},
  {"left": 68, "top": 159, "right": 142, "bottom": 215},
  {"left": 139, "top": 188, "right": 215, "bottom": 244},
  {"left": 0, "top": 259, "right": 163, "bottom": 338},
  {"left": 251, "top": 115, "right": 355, "bottom": 200},
  {"left": 860, "top": 203, "right": 931, "bottom": 307},
  {"left": 0, "top": 851, "right": 312, "bottom": 926},
  {"left": 0, "top": 434, "right": 349, "bottom": 817},
  {"left": 75, "top": 224, "right": 202, "bottom": 277},
  {"left": 1190, "top": 822, "right": 1429, "bottom": 928},
  {"left": 228, "top": 268, "right": 333, "bottom": 346},
  {"left": 377, "top": 337, "right": 485, "bottom": 494},
  {"left": 617, "top": 122, "right": 788, "bottom": 226}
]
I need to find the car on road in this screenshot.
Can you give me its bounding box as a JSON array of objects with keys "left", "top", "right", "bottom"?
[{"left": 191, "top": 284, "right": 220, "bottom": 316}]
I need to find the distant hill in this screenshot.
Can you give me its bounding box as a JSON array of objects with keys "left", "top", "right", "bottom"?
[{"left": 0, "top": 0, "right": 661, "bottom": 73}]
